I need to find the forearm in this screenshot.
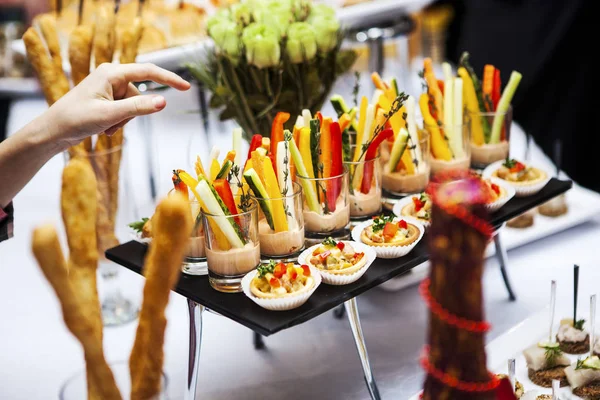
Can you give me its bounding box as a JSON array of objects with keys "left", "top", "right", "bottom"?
[{"left": 0, "top": 112, "right": 66, "bottom": 207}]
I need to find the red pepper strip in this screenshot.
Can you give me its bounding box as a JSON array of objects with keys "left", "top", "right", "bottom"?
[
  {"left": 213, "top": 179, "right": 241, "bottom": 228},
  {"left": 172, "top": 170, "right": 188, "bottom": 195},
  {"left": 492, "top": 69, "right": 506, "bottom": 140},
  {"left": 360, "top": 128, "right": 394, "bottom": 194},
  {"left": 246, "top": 134, "right": 262, "bottom": 169},
  {"left": 315, "top": 111, "right": 323, "bottom": 126},
  {"left": 320, "top": 118, "right": 336, "bottom": 212},
  {"left": 329, "top": 121, "right": 344, "bottom": 210},
  {"left": 270, "top": 112, "right": 290, "bottom": 177},
  {"left": 437, "top": 79, "right": 444, "bottom": 96}
]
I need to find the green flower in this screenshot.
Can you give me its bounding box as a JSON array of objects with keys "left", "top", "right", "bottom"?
[
  {"left": 231, "top": 3, "right": 252, "bottom": 26},
  {"left": 286, "top": 22, "right": 317, "bottom": 63},
  {"left": 209, "top": 20, "right": 242, "bottom": 62},
  {"left": 206, "top": 10, "right": 231, "bottom": 31},
  {"left": 310, "top": 15, "right": 340, "bottom": 53},
  {"left": 242, "top": 23, "right": 281, "bottom": 69},
  {"left": 255, "top": 2, "right": 294, "bottom": 37},
  {"left": 307, "top": 3, "right": 337, "bottom": 22}
]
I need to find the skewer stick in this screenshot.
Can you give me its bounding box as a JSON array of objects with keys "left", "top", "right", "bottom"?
[
  {"left": 552, "top": 379, "right": 560, "bottom": 400},
  {"left": 574, "top": 264, "right": 580, "bottom": 325},
  {"left": 549, "top": 280, "right": 556, "bottom": 343},
  {"left": 590, "top": 294, "right": 596, "bottom": 356},
  {"left": 507, "top": 358, "right": 516, "bottom": 391}
]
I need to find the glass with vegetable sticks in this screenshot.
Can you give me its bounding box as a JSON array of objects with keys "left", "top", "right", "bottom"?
[
  {"left": 345, "top": 145, "right": 382, "bottom": 220},
  {"left": 469, "top": 106, "right": 512, "bottom": 169},
  {"left": 203, "top": 196, "right": 260, "bottom": 293},
  {"left": 182, "top": 197, "right": 207, "bottom": 275},
  {"left": 382, "top": 129, "right": 430, "bottom": 196},
  {"left": 424, "top": 122, "right": 471, "bottom": 175}
]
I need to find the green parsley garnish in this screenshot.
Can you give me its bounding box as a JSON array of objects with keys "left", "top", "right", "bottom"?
[
  {"left": 257, "top": 260, "right": 277, "bottom": 278},
  {"left": 576, "top": 358, "right": 586, "bottom": 370},
  {"left": 322, "top": 237, "right": 337, "bottom": 247},
  {"left": 128, "top": 218, "right": 149, "bottom": 233},
  {"left": 503, "top": 157, "right": 517, "bottom": 169},
  {"left": 544, "top": 346, "right": 563, "bottom": 367},
  {"left": 574, "top": 319, "right": 586, "bottom": 331},
  {"left": 372, "top": 214, "right": 395, "bottom": 233}
]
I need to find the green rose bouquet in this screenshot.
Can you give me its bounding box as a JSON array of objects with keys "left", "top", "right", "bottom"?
[{"left": 186, "top": 0, "right": 357, "bottom": 141}]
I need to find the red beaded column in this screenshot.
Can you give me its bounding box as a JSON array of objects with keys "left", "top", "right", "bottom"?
[{"left": 421, "top": 171, "right": 499, "bottom": 400}]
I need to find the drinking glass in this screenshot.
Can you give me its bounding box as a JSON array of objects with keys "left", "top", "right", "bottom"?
[
  {"left": 250, "top": 181, "right": 305, "bottom": 262},
  {"left": 203, "top": 196, "right": 260, "bottom": 293},
  {"left": 469, "top": 106, "right": 513, "bottom": 169},
  {"left": 382, "top": 130, "right": 431, "bottom": 196},
  {"left": 424, "top": 122, "right": 471, "bottom": 176},
  {"left": 345, "top": 148, "right": 382, "bottom": 220}
]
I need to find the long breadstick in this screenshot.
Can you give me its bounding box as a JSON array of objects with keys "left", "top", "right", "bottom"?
[
  {"left": 119, "top": 17, "right": 143, "bottom": 64},
  {"left": 94, "top": 2, "right": 116, "bottom": 66},
  {"left": 36, "top": 14, "right": 66, "bottom": 82},
  {"left": 61, "top": 158, "right": 103, "bottom": 399},
  {"left": 31, "top": 225, "right": 122, "bottom": 400},
  {"left": 23, "top": 28, "right": 69, "bottom": 105},
  {"left": 129, "top": 193, "right": 191, "bottom": 400},
  {"left": 68, "top": 23, "right": 95, "bottom": 153}
]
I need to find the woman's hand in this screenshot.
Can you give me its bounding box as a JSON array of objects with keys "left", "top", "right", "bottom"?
[{"left": 46, "top": 63, "right": 190, "bottom": 149}]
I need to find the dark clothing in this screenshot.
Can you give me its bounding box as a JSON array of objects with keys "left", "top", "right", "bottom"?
[
  {"left": 0, "top": 202, "right": 14, "bottom": 243},
  {"left": 445, "top": 0, "right": 597, "bottom": 191}
]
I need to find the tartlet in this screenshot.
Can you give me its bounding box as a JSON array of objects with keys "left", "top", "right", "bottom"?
[
  {"left": 305, "top": 238, "right": 367, "bottom": 275},
  {"left": 484, "top": 158, "right": 550, "bottom": 197},
  {"left": 360, "top": 215, "right": 420, "bottom": 247},
  {"left": 523, "top": 341, "right": 570, "bottom": 388},
  {"left": 397, "top": 193, "right": 432, "bottom": 225},
  {"left": 249, "top": 261, "right": 315, "bottom": 300}
]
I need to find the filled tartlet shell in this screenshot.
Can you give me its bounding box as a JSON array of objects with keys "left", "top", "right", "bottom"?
[
  {"left": 484, "top": 179, "right": 515, "bottom": 213},
  {"left": 527, "top": 366, "right": 569, "bottom": 388},
  {"left": 483, "top": 161, "right": 551, "bottom": 197},
  {"left": 391, "top": 197, "right": 431, "bottom": 227},
  {"left": 249, "top": 276, "right": 315, "bottom": 299},
  {"left": 306, "top": 254, "right": 367, "bottom": 275},
  {"left": 360, "top": 224, "right": 420, "bottom": 247},
  {"left": 557, "top": 335, "right": 590, "bottom": 355},
  {"left": 351, "top": 217, "right": 425, "bottom": 259}
]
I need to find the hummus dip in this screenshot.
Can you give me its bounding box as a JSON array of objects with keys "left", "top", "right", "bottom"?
[
  {"left": 186, "top": 235, "right": 206, "bottom": 259},
  {"left": 349, "top": 187, "right": 382, "bottom": 217},
  {"left": 304, "top": 200, "right": 350, "bottom": 233},
  {"left": 206, "top": 242, "right": 260, "bottom": 276},
  {"left": 382, "top": 164, "right": 430, "bottom": 195},
  {"left": 430, "top": 156, "right": 470, "bottom": 175},
  {"left": 258, "top": 219, "right": 305, "bottom": 256},
  {"left": 471, "top": 141, "right": 509, "bottom": 167}
]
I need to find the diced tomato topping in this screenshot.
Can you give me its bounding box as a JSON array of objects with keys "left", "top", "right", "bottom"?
[
  {"left": 413, "top": 197, "right": 425, "bottom": 212},
  {"left": 509, "top": 162, "right": 525, "bottom": 173},
  {"left": 336, "top": 242, "right": 345, "bottom": 251},
  {"left": 286, "top": 264, "right": 297, "bottom": 280},
  {"left": 398, "top": 219, "right": 408, "bottom": 229},
  {"left": 319, "top": 250, "right": 331, "bottom": 260},
  {"left": 383, "top": 222, "right": 398, "bottom": 240},
  {"left": 354, "top": 252, "right": 364, "bottom": 261},
  {"left": 491, "top": 183, "right": 500, "bottom": 195},
  {"left": 273, "top": 262, "right": 286, "bottom": 279},
  {"left": 301, "top": 264, "right": 311, "bottom": 276},
  {"left": 269, "top": 277, "right": 280, "bottom": 287}
]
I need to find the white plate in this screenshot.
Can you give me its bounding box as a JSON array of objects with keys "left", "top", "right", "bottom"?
[
  {"left": 297, "top": 241, "right": 376, "bottom": 285},
  {"left": 391, "top": 195, "right": 431, "bottom": 228},
  {"left": 351, "top": 216, "right": 425, "bottom": 259},
  {"left": 241, "top": 265, "right": 322, "bottom": 311},
  {"left": 483, "top": 160, "right": 551, "bottom": 198}
]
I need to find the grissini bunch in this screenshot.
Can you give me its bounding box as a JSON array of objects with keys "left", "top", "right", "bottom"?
[
  {"left": 61, "top": 158, "right": 103, "bottom": 400},
  {"left": 129, "top": 192, "right": 191, "bottom": 399},
  {"left": 31, "top": 224, "right": 121, "bottom": 400},
  {"left": 35, "top": 13, "right": 69, "bottom": 94}
]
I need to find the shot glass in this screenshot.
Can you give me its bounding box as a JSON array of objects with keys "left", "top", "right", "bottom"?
[
  {"left": 469, "top": 106, "right": 512, "bottom": 169},
  {"left": 203, "top": 196, "right": 260, "bottom": 293},
  {"left": 425, "top": 122, "right": 471, "bottom": 176},
  {"left": 345, "top": 147, "right": 382, "bottom": 220},
  {"left": 382, "top": 129, "right": 431, "bottom": 196}
]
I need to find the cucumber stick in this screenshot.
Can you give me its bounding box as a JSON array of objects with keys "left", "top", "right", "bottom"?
[
  {"left": 388, "top": 129, "right": 409, "bottom": 173},
  {"left": 215, "top": 160, "right": 233, "bottom": 180},
  {"left": 442, "top": 62, "right": 453, "bottom": 81},
  {"left": 276, "top": 141, "right": 298, "bottom": 230},
  {"left": 330, "top": 95, "right": 358, "bottom": 131},
  {"left": 490, "top": 71, "right": 522, "bottom": 144},
  {"left": 196, "top": 179, "right": 245, "bottom": 248},
  {"left": 352, "top": 104, "right": 375, "bottom": 190},
  {"left": 243, "top": 169, "right": 275, "bottom": 230},
  {"left": 286, "top": 132, "right": 320, "bottom": 213},
  {"left": 405, "top": 96, "right": 424, "bottom": 173},
  {"left": 451, "top": 78, "right": 465, "bottom": 158},
  {"left": 302, "top": 109, "right": 312, "bottom": 127}
]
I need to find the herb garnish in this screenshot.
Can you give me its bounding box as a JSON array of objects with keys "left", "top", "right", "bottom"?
[
  {"left": 576, "top": 358, "right": 586, "bottom": 370},
  {"left": 372, "top": 214, "right": 395, "bottom": 233},
  {"left": 352, "top": 71, "right": 361, "bottom": 108},
  {"left": 257, "top": 260, "right": 278, "bottom": 278},
  {"left": 574, "top": 319, "right": 586, "bottom": 331},
  {"left": 323, "top": 237, "right": 337, "bottom": 247},
  {"left": 229, "top": 164, "right": 252, "bottom": 212},
  {"left": 503, "top": 157, "right": 517, "bottom": 169},
  {"left": 128, "top": 218, "right": 149, "bottom": 233},
  {"left": 544, "top": 346, "right": 563, "bottom": 367}
]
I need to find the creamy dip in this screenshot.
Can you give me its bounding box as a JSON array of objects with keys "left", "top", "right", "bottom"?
[
  {"left": 349, "top": 187, "right": 382, "bottom": 217},
  {"left": 304, "top": 201, "right": 350, "bottom": 233},
  {"left": 258, "top": 219, "right": 305, "bottom": 256},
  {"left": 186, "top": 235, "right": 206, "bottom": 259},
  {"left": 430, "top": 156, "right": 470, "bottom": 175},
  {"left": 382, "top": 164, "right": 429, "bottom": 195},
  {"left": 471, "top": 141, "right": 509, "bottom": 167},
  {"left": 206, "top": 242, "right": 260, "bottom": 276}
]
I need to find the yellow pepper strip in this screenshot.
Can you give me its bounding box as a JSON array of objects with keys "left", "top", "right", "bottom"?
[
  {"left": 261, "top": 137, "right": 270, "bottom": 151},
  {"left": 458, "top": 67, "right": 485, "bottom": 146},
  {"left": 424, "top": 57, "right": 444, "bottom": 120},
  {"left": 339, "top": 113, "right": 352, "bottom": 132},
  {"left": 209, "top": 159, "right": 220, "bottom": 183},
  {"left": 419, "top": 93, "right": 452, "bottom": 161},
  {"left": 224, "top": 150, "right": 236, "bottom": 164},
  {"left": 384, "top": 87, "right": 396, "bottom": 102},
  {"left": 261, "top": 157, "right": 288, "bottom": 232},
  {"left": 354, "top": 96, "right": 368, "bottom": 161},
  {"left": 194, "top": 155, "right": 206, "bottom": 179},
  {"left": 378, "top": 95, "right": 405, "bottom": 135},
  {"left": 251, "top": 150, "right": 266, "bottom": 185},
  {"left": 298, "top": 127, "right": 317, "bottom": 195},
  {"left": 371, "top": 72, "right": 388, "bottom": 91},
  {"left": 177, "top": 171, "right": 231, "bottom": 250}
]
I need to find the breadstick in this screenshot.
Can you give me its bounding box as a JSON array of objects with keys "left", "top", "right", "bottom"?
[
  {"left": 91, "top": 136, "right": 119, "bottom": 254},
  {"left": 23, "top": 28, "right": 69, "bottom": 105},
  {"left": 36, "top": 14, "right": 65, "bottom": 79},
  {"left": 94, "top": 2, "right": 116, "bottom": 66},
  {"left": 119, "top": 17, "right": 143, "bottom": 64},
  {"left": 129, "top": 193, "right": 191, "bottom": 400},
  {"left": 68, "top": 23, "right": 95, "bottom": 153},
  {"left": 31, "top": 224, "right": 122, "bottom": 400}
]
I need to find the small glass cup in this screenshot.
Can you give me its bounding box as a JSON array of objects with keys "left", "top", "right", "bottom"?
[
  {"left": 203, "top": 196, "right": 260, "bottom": 293},
  {"left": 469, "top": 106, "right": 513, "bottom": 169},
  {"left": 345, "top": 147, "right": 382, "bottom": 221},
  {"left": 424, "top": 122, "right": 471, "bottom": 176},
  {"left": 382, "top": 129, "right": 431, "bottom": 196},
  {"left": 295, "top": 170, "right": 350, "bottom": 246},
  {"left": 250, "top": 181, "right": 305, "bottom": 262},
  {"left": 59, "top": 360, "right": 168, "bottom": 399}
]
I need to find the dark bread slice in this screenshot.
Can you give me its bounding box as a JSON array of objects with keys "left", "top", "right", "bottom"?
[{"left": 528, "top": 366, "right": 569, "bottom": 388}]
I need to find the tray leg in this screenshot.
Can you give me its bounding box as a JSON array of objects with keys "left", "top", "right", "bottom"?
[
  {"left": 334, "top": 304, "right": 346, "bottom": 319},
  {"left": 494, "top": 234, "right": 517, "bottom": 301},
  {"left": 345, "top": 297, "right": 381, "bottom": 400},
  {"left": 253, "top": 331, "right": 265, "bottom": 350},
  {"left": 186, "top": 300, "right": 204, "bottom": 400}
]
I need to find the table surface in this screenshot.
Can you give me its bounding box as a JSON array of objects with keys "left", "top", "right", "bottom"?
[{"left": 106, "top": 179, "right": 572, "bottom": 336}]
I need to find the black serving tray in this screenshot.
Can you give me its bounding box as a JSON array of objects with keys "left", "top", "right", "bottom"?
[{"left": 106, "top": 178, "right": 572, "bottom": 336}]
